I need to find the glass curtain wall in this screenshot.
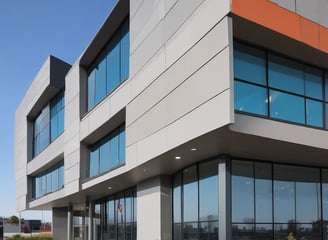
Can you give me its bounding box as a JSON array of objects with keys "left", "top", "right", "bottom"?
[
  {"left": 89, "top": 125, "right": 125, "bottom": 177},
  {"left": 87, "top": 19, "right": 129, "bottom": 111},
  {"left": 93, "top": 188, "right": 136, "bottom": 240},
  {"left": 234, "top": 41, "right": 328, "bottom": 129},
  {"left": 232, "top": 159, "right": 327, "bottom": 240},
  {"left": 32, "top": 161, "right": 64, "bottom": 199},
  {"left": 33, "top": 91, "right": 65, "bottom": 157},
  {"left": 173, "top": 159, "right": 219, "bottom": 240}
]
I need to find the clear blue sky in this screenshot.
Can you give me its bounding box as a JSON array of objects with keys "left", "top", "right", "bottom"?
[{"left": 0, "top": 0, "right": 117, "bottom": 222}]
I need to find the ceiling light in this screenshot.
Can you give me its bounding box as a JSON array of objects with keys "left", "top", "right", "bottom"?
[
  {"left": 190, "top": 148, "right": 197, "bottom": 151},
  {"left": 175, "top": 156, "right": 181, "bottom": 160}
]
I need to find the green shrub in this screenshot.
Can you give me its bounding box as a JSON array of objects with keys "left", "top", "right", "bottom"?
[{"left": 6, "top": 234, "right": 53, "bottom": 240}]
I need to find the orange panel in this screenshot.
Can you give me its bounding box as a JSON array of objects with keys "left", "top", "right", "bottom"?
[
  {"left": 320, "top": 26, "right": 328, "bottom": 53},
  {"left": 232, "top": 0, "right": 328, "bottom": 54},
  {"left": 300, "top": 18, "right": 320, "bottom": 49}
]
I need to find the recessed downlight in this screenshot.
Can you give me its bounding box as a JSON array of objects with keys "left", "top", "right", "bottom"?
[
  {"left": 175, "top": 156, "right": 181, "bottom": 160},
  {"left": 190, "top": 148, "right": 197, "bottom": 151}
]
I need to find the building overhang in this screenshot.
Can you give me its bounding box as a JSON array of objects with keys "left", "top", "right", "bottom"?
[
  {"left": 28, "top": 114, "right": 328, "bottom": 210},
  {"left": 79, "top": 0, "right": 129, "bottom": 69}
]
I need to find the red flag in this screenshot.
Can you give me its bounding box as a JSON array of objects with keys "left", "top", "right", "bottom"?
[{"left": 118, "top": 203, "right": 123, "bottom": 214}]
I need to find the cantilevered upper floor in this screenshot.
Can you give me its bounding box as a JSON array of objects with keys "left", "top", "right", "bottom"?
[{"left": 15, "top": 0, "right": 328, "bottom": 214}]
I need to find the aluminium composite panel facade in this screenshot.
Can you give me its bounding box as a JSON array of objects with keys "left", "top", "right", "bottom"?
[{"left": 14, "top": 0, "right": 328, "bottom": 239}]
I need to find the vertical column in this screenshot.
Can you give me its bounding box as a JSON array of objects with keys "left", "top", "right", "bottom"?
[
  {"left": 137, "top": 176, "right": 172, "bottom": 240},
  {"left": 53, "top": 208, "right": 68, "bottom": 240},
  {"left": 88, "top": 202, "right": 94, "bottom": 240},
  {"left": 218, "top": 155, "right": 232, "bottom": 240},
  {"left": 67, "top": 206, "right": 73, "bottom": 240}
]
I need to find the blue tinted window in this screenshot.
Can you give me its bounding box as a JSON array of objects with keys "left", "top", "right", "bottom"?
[
  {"left": 107, "top": 35, "right": 120, "bottom": 93},
  {"left": 33, "top": 107, "right": 50, "bottom": 156},
  {"left": 269, "top": 54, "right": 304, "bottom": 95},
  {"left": 50, "top": 116, "right": 58, "bottom": 142},
  {"left": 119, "top": 129, "right": 125, "bottom": 166},
  {"left": 234, "top": 42, "right": 266, "bottom": 85},
  {"left": 120, "top": 19, "right": 130, "bottom": 81},
  {"left": 88, "top": 69, "right": 96, "bottom": 110},
  {"left": 95, "top": 56, "right": 107, "bottom": 105},
  {"left": 306, "top": 99, "right": 323, "bottom": 127},
  {"left": 99, "top": 141, "right": 110, "bottom": 173},
  {"left": 33, "top": 92, "right": 64, "bottom": 157},
  {"left": 235, "top": 81, "right": 268, "bottom": 116},
  {"left": 57, "top": 109, "right": 64, "bottom": 134},
  {"left": 51, "top": 168, "right": 59, "bottom": 192},
  {"left": 235, "top": 42, "right": 327, "bottom": 129},
  {"left": 183, "top": 165, "right": 198, "bottom": 222},
  {"left": 231, "top": 160, "right": 324, "bottom": 240},
  {"left": 87, "top": 19, "right": 130, "bottom": 111},
  {"left": 39, "top": 125, "right": 50, "bottom": 153},
  {"left": 305, "top": 66, "right": 323, "bottom": 100},
  {"left": 33, "top": 162, "right": 64, "bottom": 199},
  {"left": 232, "top": 160, "right": 254, "bottom": 223},
  {"left": 325, "top": 74, "right": 328, "bottom": 101},
  {"left": 93, "top": 188, "right": 136, "bottom": 240},
  {"left": 173, "top": 160, "right": 219, "bottom": 240},
  {"left": 199, "top": 160, "right": 218, "bottom": 221},
  {"left": 270, "top": 90, "right": 305, "bottom": 124},
  {"left": 50, "top": 92, "right": 64, "bottom": 142},
  {"left": 255, "top": 163, "right": 272, "bottom": 223},
  {"left": 326, "top": 104, "right": 328, "bottom": 128},
  {"left": 89, "top": 149, "right": 99, "bottom": 177},
  {"left": 58, "top": 165, "right": 64, "bottom": 188},
  {"left": 89, "top": 125, "right": 125, "bottom": 177},
  {"left": 109, "top": 133, "right": 119, "bottom": 169},
  {"left": 173, "top": 173, "right": 182, "bottom": 223},
  {"left": 46, "top": 173, "right": 51, "bottom": 194}
]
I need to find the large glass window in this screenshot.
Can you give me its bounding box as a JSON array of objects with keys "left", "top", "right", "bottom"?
[
  {"left": 88, "top": 19, "right": 130, "bottom": 111},
  {"left": 50, "top": 91, "right": 65, "bottom": 141},
  {"left": 234, "top": 81, "right": 268, "bottom": 115},
  {"left": 33, "top": 91, "right": 65, "bottom": 157},
  {"left": 32, "top": 162, "right": 64, "bottom": 199},
  {"left": 93, "top": 188, "right": 136, "bottom": 240},
  {"left": 89, "top": 125, "right": 125, "bottom": 177},
  {"left": 173, "top": 159, "right": 218, "bottom": 240},
  {"left": 232, "top": 159, "right": 323, "bottom": 240},
  {"left": 234, "top": 41, "right": 327, "bottom": 129},
  {"left": 33, "top": 106, "right": 50, "bottom": 156}
]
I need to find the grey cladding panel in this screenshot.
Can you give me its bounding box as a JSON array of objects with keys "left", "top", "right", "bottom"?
[{"left": 271, "top": 0, "right": 296, "bottom": 12}]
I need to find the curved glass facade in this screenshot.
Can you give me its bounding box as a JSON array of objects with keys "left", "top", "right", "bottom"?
[
  {"left": 172, "top": 157, "right": 328, "bottom": 240},
  {"left": 232, "top": 159, "right": 328, "bottom": 240},
  {"left": 234, "top": 41, "right": 328, "bottom": 129},
  {"left": 93, "top": 188, "right": 137, "bottom": 240},
  {"left": 173, "top": 159, "right": 219, "bottom": 240}
]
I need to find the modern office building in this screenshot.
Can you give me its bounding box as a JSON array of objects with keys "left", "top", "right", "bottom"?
[{"left": 14, "top": 0, "right": 328, "bottom": 239}]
